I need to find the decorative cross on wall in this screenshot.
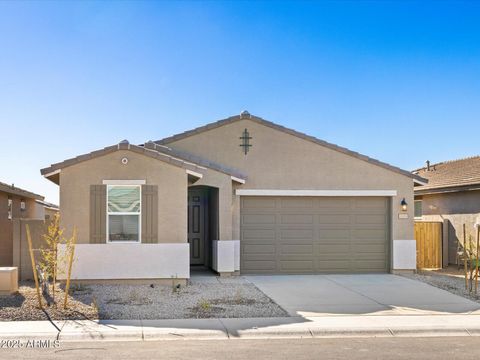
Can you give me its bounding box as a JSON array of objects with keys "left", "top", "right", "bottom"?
[{"left": 239, "top": 128, "right": 252, "bottom": 155}]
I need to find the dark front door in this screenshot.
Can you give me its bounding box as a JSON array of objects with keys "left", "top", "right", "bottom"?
[{"left": 188, "top": 189, "right": 206, "bottom": 265}]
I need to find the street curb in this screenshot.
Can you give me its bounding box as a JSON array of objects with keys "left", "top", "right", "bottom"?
[
  {"left": 1, "top": 327, "right": 478, "bottom": 341},
  {"left": 2, "top": 317, "right": 480, "bottom": 341}
]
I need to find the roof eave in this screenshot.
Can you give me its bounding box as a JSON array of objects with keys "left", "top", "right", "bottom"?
[{"left": 414, "top": 183, "right": 480, "bottom": 195}]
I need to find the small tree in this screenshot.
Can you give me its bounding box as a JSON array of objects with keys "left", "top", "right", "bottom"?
[{"left": 39, "top": 213, "right": 75, "bottom": 305}]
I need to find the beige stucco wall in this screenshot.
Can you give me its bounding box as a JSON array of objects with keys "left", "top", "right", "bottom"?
[
  {"left": 167, "top": 118, "right": 415, "bottom": 242},
  {"left": 59, "top": 150, "right": 188, "bottom": 244},
  {"left": 418, "top": 190, "right": 480, "bottom": 215}
]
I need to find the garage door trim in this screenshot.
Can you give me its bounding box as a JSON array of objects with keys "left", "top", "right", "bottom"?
[
  {"left": 240, "top": 196, "right": 392, "bottom": 274},
  {"left": 236, "top": 189, "right": 397, "bottom": 196}
]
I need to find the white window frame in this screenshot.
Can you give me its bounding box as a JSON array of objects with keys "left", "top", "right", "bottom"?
[
  {"left": 414, "top": 200, "right": 423, "bottom": 219},
  {"left": 106, "top": 184, "right": 142, "bottom": 244}
]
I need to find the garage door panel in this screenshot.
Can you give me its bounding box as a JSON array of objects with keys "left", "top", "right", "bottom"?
[
  {"left": 242, "top": 214, "right": 276, "bottom": 225},
  {"left": 242, "top": 229, "right": 275, "bottom": 239},
  {"left": 317, "top": 243, "right": 350, "bottom": 254},
  {"left": 318, "top": 229, "right": 351, "bottom": 239},
  {"left": 280, "top": 229, "right": 314, "bottom": 239},
  {"left": 352, "top": 244, "right": 386, "bottom": 254},
  {"left": 241, "top": 196, "right": 389, "bottom": 274},
  {"left": 281, "top": 214, "right": 314, "bottom": 224},
  {"left": 280, "top": 244, "right": 314, "bottom": 254},
  {"left": 353, "top": 229, "right": 387, "bottom": 239},
  {"left": 355, "top": 214, "right": 387, "bottom": 225},
  {"left": 318, "top": 214, "right": 352, "bottom": 224},
  {"left": 243, "top": 243, "right": 276, "bottom": 254},
  {"left": 243, "top": 261, "right": 276, "bottom": 272},
  {"left": 354, "top": 260, "right": 387, "bottom": 270},
  {"left": 316, "top": 260, "right": 351, "bottom": 271},
  {"left": 280, "top": 260, "right": 314, "bottom": 271}
]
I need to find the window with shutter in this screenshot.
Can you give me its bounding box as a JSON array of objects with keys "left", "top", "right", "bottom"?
[
  {"left": 90, "top": 185, "right": 106, "bottom": 244},
  {"left": 141, "top": 185, "right": 158, "bottom": 243}
]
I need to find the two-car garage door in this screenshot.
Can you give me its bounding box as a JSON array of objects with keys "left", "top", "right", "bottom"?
[{"left": 240, "top": 196, "right": 390, "bottom": 274}]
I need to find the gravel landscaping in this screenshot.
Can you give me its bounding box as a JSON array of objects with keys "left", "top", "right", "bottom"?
[
  {"left": 0, "top": 276, "right": 287, "bottom": 321},
  {"left": 400, "top": 267, "right": 480, "bottom": 304},
  {"left": 0, "top": 281, "right": 98, "bottom": 321}
]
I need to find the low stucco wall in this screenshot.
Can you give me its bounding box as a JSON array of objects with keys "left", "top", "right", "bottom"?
[{"left": 58, "top": 243, "right": 190, "bottom": 280}]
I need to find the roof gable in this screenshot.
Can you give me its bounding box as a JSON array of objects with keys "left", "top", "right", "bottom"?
[
  {"left": 40, "top": 141, "right": 206, "bottom": 184},
  {"left": 156, "top": 112, "right": 425, "bottom": 182},
  {"left": 41, "top": 140, "right": 247, "bottom": 184}
]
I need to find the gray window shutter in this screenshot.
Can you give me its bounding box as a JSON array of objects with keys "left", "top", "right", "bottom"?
[
  {"left": 90, "top": 185, "right": 107, "bottom": 244},
  {"left": 142, "top": 185, "right": 158, "bottom": 243}
]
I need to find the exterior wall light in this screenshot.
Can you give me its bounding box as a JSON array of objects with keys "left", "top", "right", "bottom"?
[
  {"left": 400, "top": 198, "right": 408, "bottom": 212},
  {"left": 7, "top": 198, "right": 12, "bottom": 220},
  {"left": 20, "top": 200, "right": 26, "bottom": 212}
]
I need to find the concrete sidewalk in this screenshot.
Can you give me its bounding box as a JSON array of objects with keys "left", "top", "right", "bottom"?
[{"left": 2, "top": 314, "right": 480, "bottom": 341}]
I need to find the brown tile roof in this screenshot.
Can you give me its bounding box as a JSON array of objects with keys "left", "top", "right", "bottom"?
[
  {"left": 0, "top": 181, "right": 44, "bottom": 200},
  {"left": 41, "top": 140, "right": 246, "bottom": 184},
  {"left": 144, "top": 141, "right": 246, "bottom": 179},
  {"left": 155, "top": 112, "right": 425, "bottom": 182},
  {"left": 413, "top": 156, "right": 480, "bottom": 193}
]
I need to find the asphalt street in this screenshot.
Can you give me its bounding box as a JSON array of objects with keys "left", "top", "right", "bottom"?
[{"left": 0, "top": 337, "right": 477, "bottom": 360}]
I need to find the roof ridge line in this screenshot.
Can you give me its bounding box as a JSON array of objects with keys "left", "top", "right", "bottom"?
[
  {"left": 154, "top": 112, "right": 425, "bottom": 182},
  {"left": 412, "top": 155, "right": 480, "bottom": 173}
]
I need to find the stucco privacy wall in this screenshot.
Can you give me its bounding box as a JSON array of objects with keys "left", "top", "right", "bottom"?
[
  {"left": 418, "top": 191, "right": 480, "bottom": 264},
  {"left": 60, "top": 150, "right": 188, "bottom": 244},
  {"left": 165, "top": 118, "right": 415, "bottom": 246}
]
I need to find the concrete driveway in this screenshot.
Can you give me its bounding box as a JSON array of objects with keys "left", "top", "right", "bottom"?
[{"left": 246, "top": 274, "right": 480, "bottom": 317}]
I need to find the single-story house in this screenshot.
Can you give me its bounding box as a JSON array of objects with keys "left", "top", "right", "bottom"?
[
  {"left": 413, "top": 156, "right": 480, "bottom": 265},
  {"left": 0, "top": 181, "right": 45, "bottom": 267},
  {"left": 41, "top": 112, "right": 424, "bottom": 282}
]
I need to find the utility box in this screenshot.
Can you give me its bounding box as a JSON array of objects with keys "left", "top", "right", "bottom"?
[{"left": 0, "top": 267, "right": 18, "bottom": 295}]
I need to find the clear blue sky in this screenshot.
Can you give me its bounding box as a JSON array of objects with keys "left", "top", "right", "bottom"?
[{"left": 1, "top": 1, "right": 479, "bottom": 204}]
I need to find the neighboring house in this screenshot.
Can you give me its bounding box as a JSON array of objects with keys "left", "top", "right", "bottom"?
[
  {"left": 0, "top": 181, "right": 45, "bottom": 266},
  {"left": 413, "top": 156, "right": 480, "bottom": 265},
  {"left": 35, "top": 199, "right": 60, "bottom": 220},
  {"left": 41, "top": 112, "right": 424, "bottom": 282}
]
